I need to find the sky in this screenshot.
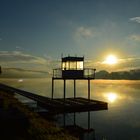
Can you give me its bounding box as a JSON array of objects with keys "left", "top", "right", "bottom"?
[{"left": 0, "top": 0, "right": 140, "bottom": 72}]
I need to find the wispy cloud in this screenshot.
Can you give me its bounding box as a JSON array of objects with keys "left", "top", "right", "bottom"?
[
  {"left": 117, "top": 57, "right": 140, "bottom": 71},
  {"left": 116, "top": 57, "right": 140, "bottom": 71},
  {"left": 0, "top": 51, "right": 46, "bottom": 64},
  {"left": 0, "top": 51, "right": 60, "bottom": 74},
  {"left": 0, "top": 51, "right": 51, "bottom": 71},
  {"left": 15, "top": 46, "right": 24, "bottom": 50},
  {"left": 75, "top": 26, "right": 95, "bottom": 39},
  {"left": 130, "top": 17, "right": 140, "bottom": 23},
  {"left": 118, "top": 57, "right": 140, "bottom": 63},
  {"left": 0, "top": 38, "right": 2, "bottom": 41},
  {"left": 85, "top": 56, "right": 140, "bottom": 72},
  {"left": 128, "top": 34, "right": 140, "bottom": 41}
]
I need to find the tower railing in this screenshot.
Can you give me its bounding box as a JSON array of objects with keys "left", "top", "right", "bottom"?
[
  {"left": 53, "top": 68, "right": 62, "bottom": 78},
  {"left": 84, "top": 68, "right": 96, "bottom": 78},
  {"left": 52, "top": 68, "right": 96, "bottom": 79}
]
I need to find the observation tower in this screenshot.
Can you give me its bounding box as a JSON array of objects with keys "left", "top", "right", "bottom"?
[{"left": 52, "top": 55, "right": 96, "bottom": 101}]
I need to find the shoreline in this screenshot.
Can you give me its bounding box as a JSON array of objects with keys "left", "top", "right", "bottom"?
[{"left": 0, "top": 88, "right": 78, "bottom": 140}]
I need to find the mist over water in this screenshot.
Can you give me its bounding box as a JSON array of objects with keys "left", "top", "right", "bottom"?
[{"left": 1, "top": 78, "right": 140, "bottom": 140}]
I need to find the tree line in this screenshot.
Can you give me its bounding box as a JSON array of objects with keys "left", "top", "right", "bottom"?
[{"left": 95, "top": 69, "right": 140, "bottom": 80}]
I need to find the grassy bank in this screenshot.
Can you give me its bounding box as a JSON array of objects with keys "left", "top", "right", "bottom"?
[{"left": 0, "top": 89, "right": 78, "bottom": 140}]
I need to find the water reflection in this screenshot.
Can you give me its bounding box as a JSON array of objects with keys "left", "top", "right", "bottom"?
[
  {"left": 104, "top": 92, "right": 118, "bottom": 103},
  {"left": 1, "top": 79, "right": 140, "bottom": 140},
  {"left": 56, "top": 112, "right": 96, "bottom": 140},
  {"left": 18, "top": 79, "right": 24, "bottom": 82}
]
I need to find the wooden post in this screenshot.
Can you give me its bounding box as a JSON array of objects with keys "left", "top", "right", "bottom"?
[
  {"left": 88, "top": 79, "right": 90, "bottom": 101},
  {"left": 63, "top": 113, "right": 66, "bottom": 127},
  {"left": 88, "top": 111, "right": 90, "bottom": 130},
  {"left": 74, "top": 80, "right": 76, "bottom": 98},
  {"left": 52, "top": 78, "right": 54, "bottom": 99},
  {"left": 64, "top": 79, "right": 66, "bottom": 101},
  {"left": 74, "top": 112, "right": 76, "bottom": 126}
]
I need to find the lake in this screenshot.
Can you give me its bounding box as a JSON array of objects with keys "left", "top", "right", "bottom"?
[{"left": 0, "top": 78, "right": 140, "bottom": 140}]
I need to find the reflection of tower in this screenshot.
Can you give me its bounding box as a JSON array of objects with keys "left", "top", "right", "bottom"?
[
  {"left": 62, "top": 111, "right": 96, "bottom": 140},
  {"left": 0, "top": 66, "right": 2, "bottom": 74},
  {"left": 51, "top": 56, "right": 107, "bottom": 140},
  {"left": 52, "top": 55, "right": 96, "bottom": 100}
]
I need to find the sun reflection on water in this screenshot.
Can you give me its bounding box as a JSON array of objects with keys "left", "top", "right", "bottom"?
[
  {"left": 18, "top": 79, "right": 24, "bottom": 82},
  {"left": 104, "top": 92, "right": 118, "bottom": 103}
]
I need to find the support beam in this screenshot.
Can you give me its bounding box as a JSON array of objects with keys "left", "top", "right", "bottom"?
[
  {"left": 63, "top": 113, "right": 66, "bottom": 127},
  {"left": 93, "top": 69, "right": 96, "bottom": 79},
  {"left": 74, "top": 112, "right": 76, "bottom": 126},
  {"left": 52, "top": 78, "right": 54, "bottom": 99},
  {"left": 64, "top": 79, "right": 66, "bottom": 101},
  {"left": 88, "top": 111, "right": 90, "bottom": 130},
  {"left": 88, "top": 79, "right": 90, "bottom": 101},
  {"left": 74, "top": 80, "right": 76, "bottom": 98}
]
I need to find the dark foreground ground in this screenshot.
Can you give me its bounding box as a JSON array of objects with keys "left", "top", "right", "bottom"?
[{"left": 0, "top": 88, "right": 77, "bottom": 140}]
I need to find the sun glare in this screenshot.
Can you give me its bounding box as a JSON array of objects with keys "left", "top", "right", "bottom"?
[
  {"left": 106, "top": 92, "right": 117, "bottom": 103},
  {"left": 104, "top": 54, "right": 118, "bottom": 65}
]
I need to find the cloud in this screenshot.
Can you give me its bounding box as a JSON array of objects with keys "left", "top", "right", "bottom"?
[
  {"left": 0, "top": 51, "right": 46, "bottom": 64},
  {"left": 85, "top": 56, "right": 140, "bottom": 72},
  {"left": 111, "top": 57, "right": 140, "bottom": 71},
  {"left": 0, "top": 51, "right": 60, "bottom": 73},
  {"left": 129, "top": 34, "right": 140, "bottom": 41},
  {"left": 118, "top": 57, "right": 140, "bottom": 64},
  {"left": 15, "top": 46, "right": 23, "bottom": 50},
  {"left": 0, "top": 51, "right": 51, "bottom": 71},
  {"left": 0, "top": 38, "right": 2, "bottom": 41},
  {"left": 75, "top": 26, "right": 95, "bottom": 39},
  {"left": 130, "top": 17, "right": 140, "bottom": 23}
]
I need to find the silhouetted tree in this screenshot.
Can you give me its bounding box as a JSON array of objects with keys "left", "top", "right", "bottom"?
[
  {"left": 110, "top": 72, "right": 121, "bottom": 79},
  {"left": 96, "top": 70, "right": 109, "bottom": 79}
]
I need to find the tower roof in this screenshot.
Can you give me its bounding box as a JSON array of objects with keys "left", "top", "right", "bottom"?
[{"left": 62, "top": 56, "right": 84, "bottom": 62}]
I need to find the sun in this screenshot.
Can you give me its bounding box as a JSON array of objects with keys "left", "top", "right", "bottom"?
[{"left": 103, "top": 54, "right": 118, "bottom": 65}]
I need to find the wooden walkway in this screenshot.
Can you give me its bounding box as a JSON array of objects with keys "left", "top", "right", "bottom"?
[{"left": 0, "top": 83, "right": 108, "bottom": 114}]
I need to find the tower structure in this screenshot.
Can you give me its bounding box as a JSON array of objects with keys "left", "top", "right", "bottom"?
[{"left": 52, "top": 56, "right": 96, "bottom": 101}]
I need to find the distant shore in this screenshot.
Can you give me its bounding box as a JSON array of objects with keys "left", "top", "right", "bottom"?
[{"left": 0, "top": 67, "right": 140, "bottom": 80}]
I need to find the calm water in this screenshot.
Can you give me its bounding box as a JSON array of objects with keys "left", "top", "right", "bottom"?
[{"left": 0, "top": 78, "right": 140, "bottom": 140}]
